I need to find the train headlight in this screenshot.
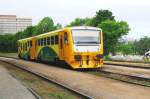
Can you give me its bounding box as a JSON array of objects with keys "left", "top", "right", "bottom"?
[
  {"left": 74, "top": 55, "right": 82, "bottom": 61},
  {"left": 96, "top": 54, "right": 103, "bottom": 59}
]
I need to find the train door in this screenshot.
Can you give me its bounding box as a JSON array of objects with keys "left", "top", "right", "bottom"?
[
  {"left": 59, "top": 32, "right": 69, "bottom": 60},
  {"left": 30, "top": 37, "right": 37, "bottom": 60}
]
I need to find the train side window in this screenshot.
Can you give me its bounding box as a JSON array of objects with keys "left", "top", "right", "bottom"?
[
  {"left": 60, "top": 36, "right": 63, "bottom": 49},
  {"left": 28, "top": 41, "right": 30, "bottom": 47},
  {"left": 30, "top": 41, "right": 32, "bottom": 47},
  {"left": 25, "top": 43, "right": 26, "bottom": 51},
  {"left": 40, "top": 39, "right": 42, "bottom": 46},
  {"left": 21, "top": 43, "right": 22, "bottom": 50},
  {"left": 38, "top": 39, "right": 40, "bottom": 46},
  {"left": 26, "top": 43, "right": 27, "bottom": 50},
  {"left": 27, "top": 41, "right": 28, "bottom": 47},
  {"left": 47, "top": 37, "right": 50, "bottom": 45},
  {"left": 51, "top": 36, "right": 54, "bottom": 45},
  {"left": 22, "top": 43, "right": 23, "bottom": 50},
  {"left": 23, "top": 43, "right": 25, "bottom": 51},
  {"left": 22, "top": 43, "right": 23, "bottom": 51},
  {"left": 44, "top": 37, "right": 46, "bottom": 45},
  {"left": 24, "top": 43, "right": 25, "bottom": 51},
  {"left": 22, "top": 43, "right": 24, "bottom": 51},
  {"left": 64, "top": 32, "right": 68, "bottom": 44},
  {"left": 25, "top": 44, "right": 26, "bottom": 51},
  {"left": 20, "top": 43, "right": 21, "bottom": 49},
  {"left": 19, "top": 43, "right": 20, "bottom": 48},
  {"left": 55, "top": 35, "right": 58, "bottom": 44},
  {"left": 41, "top": 38, "right": 44, "bottom": 46}
]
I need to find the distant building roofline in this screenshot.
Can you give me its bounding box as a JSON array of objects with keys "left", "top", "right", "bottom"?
[
  {"left": 0, "top": 15, "right": 16, "bottom": 17},
  {"left": 0, "top": 15, "right": 32, "bottom": 34},
  {"left": 16, "top": 18, "right": 32, "bottom": 20},
  {"left": 0, "top": 15, "right": 32, "bottom": 19}
]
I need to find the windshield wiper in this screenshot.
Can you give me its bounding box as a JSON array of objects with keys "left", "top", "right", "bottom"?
[
  {"left": 86, "top": 42, "right": 99, "bottom": 44},
  {"left": 75, "top": 41, "right": 99, "bottom": 44}
]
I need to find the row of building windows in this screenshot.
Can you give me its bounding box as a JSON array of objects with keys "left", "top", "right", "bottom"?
[
  {"left": 0, "top": 19, "right": 31, "bottom": 21},
  {"left": 0, "top": 20, "right": 16, "bottom": 22},
  {"left": 0, "top": 27, "right": 17, "bottom": 29},
  {"left": 0, "top": 28, "right": 16, "bottom": 30},
  {"left": 0, "top": 23, "right": 30, "bottom": 25},
  {"left": 0, "top": 23, "right": 16, "bottom": 24}
]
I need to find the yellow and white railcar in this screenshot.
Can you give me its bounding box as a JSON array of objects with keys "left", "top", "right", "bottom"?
[{"left": 18, "top": 26, "right": 103, "bottom": 69}]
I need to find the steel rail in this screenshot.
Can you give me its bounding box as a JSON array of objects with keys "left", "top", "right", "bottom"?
[
  {"left": 104, "top": 62, "right": 150, "bottom": 69},
  {"left": 0, "top": 57, "right": 93, "bottom": 99},
  {"left": 10, "top": 73, "right": 42, "bottom": 99},
  {"left": 93, "top": 69, "right": 150, "bottom": 87}
]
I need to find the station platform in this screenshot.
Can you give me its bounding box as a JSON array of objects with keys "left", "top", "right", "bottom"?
[{"left": 0, "top": 65, "right": 36, "bottom": 99}]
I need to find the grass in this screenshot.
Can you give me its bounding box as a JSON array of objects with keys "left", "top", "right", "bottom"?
[
  {"left": 104, "top": 55, "right": 150, "bottom": 64},
  {"left": 107, "top": 59, "right": 150, "bottom": 64},
  {"left": 0, "top": 61, "right": 82, "bottom": 99},
  {"left": 143, "top": 58, "right": 150, "bottom": 63},
  {"left": 0, "top": 52, "right": 18, "bottom": 58}
]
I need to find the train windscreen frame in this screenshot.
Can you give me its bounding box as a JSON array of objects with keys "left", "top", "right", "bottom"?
[{"left": 72, "top": 29, "right": 101, "bottom": 44}]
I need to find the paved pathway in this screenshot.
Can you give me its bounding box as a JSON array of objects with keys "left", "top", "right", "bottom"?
[{"left": 0, "top": 65, "right": 36, "bottom": 99}]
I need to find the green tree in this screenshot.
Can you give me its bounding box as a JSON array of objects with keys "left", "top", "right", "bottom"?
[
  {"left": 0, "top": 34, "right": 16, "bottom": 52},
  {"left": 0, "top": 17, "right": 60, "bottom": 53},
  {"left": 15, "top": 26, "right": 37, "bottom": 39},
  {"left": 99, "top": 20, "right": 130, "bottom": 55},
  {"left": 67, "top": 18, "right": 90, "bottom": 26},
  {"left": 34, "top": 17, "right": 56, "bottom": 35},
  {"left": 134, "top": 36, "right": 150, "bottom": 55},
  {"left": 89, "top": 10, "right": 115, "bottom": 26},
  {"left": 24, "top": 26, "right": 36, "bottom": 37},
  {"left": 117, "top": 42, "right": 134, "bottom": 55},
  {"left": 56, "top": 23, "right": 62, "bottom": 29},
  {"left": 68, "top": 10, "right": 115, "bottom": 27}
]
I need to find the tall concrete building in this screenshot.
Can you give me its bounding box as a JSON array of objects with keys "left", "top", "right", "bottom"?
[{"left": 0, "top": 15, "right": 32, "bottom": 34}]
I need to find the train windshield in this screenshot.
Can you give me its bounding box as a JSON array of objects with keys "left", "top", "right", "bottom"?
[{"left": 72, "top": 29, "right": 100, "bottom": 44}]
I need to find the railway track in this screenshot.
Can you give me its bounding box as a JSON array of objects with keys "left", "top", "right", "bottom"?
[
  {"left": 89, "top": 65, "right": 150, "bottom": 87},
  {"left": 103, "top": 70, "right": 149, "bottom": 87},
  {"left": 99, "top": 61, "right": 150, "bottom": 87},
  {"left": 104, "top": 61, "right": 150, "bottom": 69},
  {"left": 1, "top": 56, "right": 150, "bottom": 95},
  {"left": 0, "top": 57, "right": 93, "bottom": 99},
  {"left": 11, "top": 57, "right": 150, "bottom": 87}
]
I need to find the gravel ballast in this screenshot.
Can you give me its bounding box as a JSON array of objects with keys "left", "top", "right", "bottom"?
[{"left": 1, "top": 57, "right": 150, "bottom": 99}]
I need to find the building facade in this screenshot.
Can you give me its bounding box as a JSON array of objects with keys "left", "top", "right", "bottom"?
[{"left": 0, "top": 15, "right": 32, "bottom": 34}]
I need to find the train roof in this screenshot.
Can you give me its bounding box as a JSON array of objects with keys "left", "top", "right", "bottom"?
[
  {"left": 37, "top": 26, "right": 101, "bottom": 37},
  {"left": 18, "top": 37, "right": 33, "bottom": 42},
  {"left": 18, "top": 26, "right": 101, "bottom": 42},
  {"left": 69, "top": 26, "right": 101, "bottom": 31}
]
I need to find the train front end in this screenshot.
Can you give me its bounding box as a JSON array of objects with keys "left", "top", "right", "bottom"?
[{"left": 69, "top": 26, "right": 103, "bottom": 69}]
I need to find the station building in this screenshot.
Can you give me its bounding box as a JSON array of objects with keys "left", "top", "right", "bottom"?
[{"left": 0, "top": 15, "right": 32, "bottom": 34}]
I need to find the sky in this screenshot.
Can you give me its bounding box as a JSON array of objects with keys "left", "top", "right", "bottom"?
[{"left": 0, "top": 0, "right": 150, "bottom": 40}]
